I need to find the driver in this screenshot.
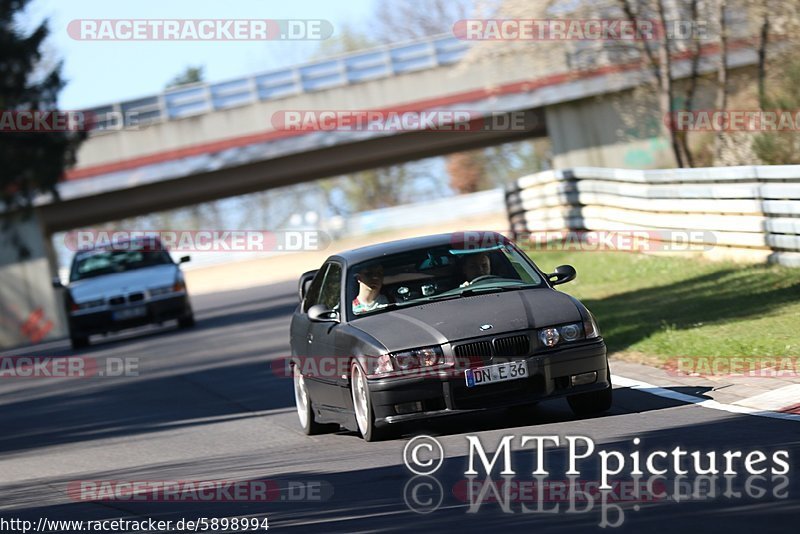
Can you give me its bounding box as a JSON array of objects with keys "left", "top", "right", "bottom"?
[
  {"left": 460, "top": 252, "right": 491, "bottom": 287},
  {"left": 352, "top": 263, "right": 389, "bottom": 314}
]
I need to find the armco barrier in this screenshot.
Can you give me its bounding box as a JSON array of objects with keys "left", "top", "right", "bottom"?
[{"left": 505, "top": 166, "right": 800, "bottom": 267}]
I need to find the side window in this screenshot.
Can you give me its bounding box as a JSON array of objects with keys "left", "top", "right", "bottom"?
[
  {"left": 303, "top": 265, "right": 329, "bottom": 312},
  {"left": 318, "top": 263, "right": 342, "bottom": 312}
]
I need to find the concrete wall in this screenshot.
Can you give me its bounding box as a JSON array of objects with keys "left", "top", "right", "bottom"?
[{"left": 0, "top": 213, "right": 66, "bottom": 348}]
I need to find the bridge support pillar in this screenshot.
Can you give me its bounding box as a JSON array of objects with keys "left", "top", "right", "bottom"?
[
  {"left": 0, "top": 211, "right": 66, "bottom": 349},
  {"left": 545, "top": 93, "right": 677, "bottom": 169}
]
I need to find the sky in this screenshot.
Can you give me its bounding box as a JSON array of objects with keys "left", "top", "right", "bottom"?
[{"left": 25, "top": 0, "right": 375, "bottom": 109}]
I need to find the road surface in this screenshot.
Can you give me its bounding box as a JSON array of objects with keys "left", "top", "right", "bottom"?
[{"left": 1, "top": 282, "right": 798, "bottom": 532}]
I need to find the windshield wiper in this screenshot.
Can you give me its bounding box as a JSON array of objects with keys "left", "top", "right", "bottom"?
[
  {"left": 365, "top": 284, "right": 542, "bottom": 313},
  {"left": 459, "top": 283, "right": 540, "bottom": 297}
]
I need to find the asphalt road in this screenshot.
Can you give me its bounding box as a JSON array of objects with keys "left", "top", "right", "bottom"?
[{"left": 1, "top": 281, "right": 798, "bottom": 533}]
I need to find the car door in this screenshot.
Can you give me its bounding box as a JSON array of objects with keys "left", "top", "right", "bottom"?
[
  {"left": 291, "top": 265, "right": 328, "bottom": 361},
  {"left": 305, "top": 262, "right": 345, "bottom": 409}
]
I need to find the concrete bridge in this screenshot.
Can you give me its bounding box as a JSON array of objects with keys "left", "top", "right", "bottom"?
[{"left": 1, "top": 32, "right": 762, "bottom": 347}]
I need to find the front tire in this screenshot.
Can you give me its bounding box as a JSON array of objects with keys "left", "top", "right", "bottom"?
[
  {"left": 351, "top": 362, "right": 389, "bottom": 442},
  {"left": 70, "top": 335, "right": 89, "bottom": 350},
  {"left": 293, "top": 364, "right": 335, "bottom": 435},
  {"left": 177, "top": 311, "right": 195, "bottom": 328}
]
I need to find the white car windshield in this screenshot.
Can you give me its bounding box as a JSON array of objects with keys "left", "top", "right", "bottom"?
[{"left": 70, "top": 248, "right": 173, "bottom": 281}]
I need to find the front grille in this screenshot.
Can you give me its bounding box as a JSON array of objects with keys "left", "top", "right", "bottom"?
[
  {"left": 128, "top": 292, "right": 145, "bottom": 302},
  {"left": 108, "top": 296, "right": 125, "bottom": 306},
  {"left": 493, "top": 335, "right": 530, "bottom": 357},
  {"left": 454, "top": 340, "right": 493, "bottom": 365},
  {"left": 453, "top": 333, "right": 531, "bottom": 365}
]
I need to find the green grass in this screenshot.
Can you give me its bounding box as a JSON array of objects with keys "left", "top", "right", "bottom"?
[{"left": 523, "top": 249, "right": 800, "bottom": 361}]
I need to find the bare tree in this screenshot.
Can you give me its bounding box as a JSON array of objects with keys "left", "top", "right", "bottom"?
[
  {"left": 713, "top": 0, "right": 729, "bottom": 162},
  {"left": 447, "top": 151, "right": 487, "bottom": 194},
  {"left": 165, "top": 65, "right": 204, "bottom": 89},
  {"left": 756, "top": 0, "right": 770, "bottom": 110},
  {"left": 372, "top": 0, "right": 473, "bottom": 43}
]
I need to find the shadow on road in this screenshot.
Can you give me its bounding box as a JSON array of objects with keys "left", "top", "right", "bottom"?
[
  {"left": 3, "top": 393, "right": 798, "bottom": 533},
  {"left": 0, "top": 284, "right": 299, "bottom": 455}
]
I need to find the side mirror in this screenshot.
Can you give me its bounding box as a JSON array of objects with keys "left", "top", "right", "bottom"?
[
  {"left": 548, "top": 264, "right": 576, "bottom": 286},
  {"left": 179, "top": 255, "right": 191, "bottom": 263},
  {"left": 298, "top": 269, "right": 318, "bottom": 302},
  {"left": 52, "top": 276, "right": 64, "bottom": 288},
  {"left": 308, "top": 304, "right": 338, "bottom": 323}
]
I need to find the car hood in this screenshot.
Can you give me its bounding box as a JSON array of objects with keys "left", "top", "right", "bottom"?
[
  {"left": 68, "top": 265, "right": 178, "bottom": 302},
  {"left": 350, "top": 288, "right": 582, "bottom": 352}
]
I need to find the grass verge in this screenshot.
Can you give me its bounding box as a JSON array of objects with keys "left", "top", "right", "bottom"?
[{"left": 524, "top": 249, "right": 800, "bottom": 363}]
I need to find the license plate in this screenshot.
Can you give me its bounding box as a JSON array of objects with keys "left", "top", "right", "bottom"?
[
  {"left": 465, "top": 360, "right": 528, "bottom": 387},
  {"left": 112, "top": 306, "right": 147, "bottom": 321}
]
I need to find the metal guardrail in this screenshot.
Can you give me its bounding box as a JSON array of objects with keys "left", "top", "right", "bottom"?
[
  {"left": 86, "top": 34, "right": 470, "bottom": 132},
  {"left": 505, "top": 166, "right": 800, "bottom": 267}
]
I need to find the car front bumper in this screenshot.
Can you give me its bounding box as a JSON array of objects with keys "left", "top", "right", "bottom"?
[
  {"left": 368, "top": 338, "right": 609, "bottom": 425},
  {"left": 68, "top": 293, "right": 191, "bottom": 337}
]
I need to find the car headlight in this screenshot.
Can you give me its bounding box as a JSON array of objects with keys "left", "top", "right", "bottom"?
[
  {"left": 149, "top": 285, "right": 173, "bottom": 296},
  {"left": 538, "top": 322, "right": 588, "bottom": 348},
  {"left": 375, "top": 354, "right": 393, "bottom": 374},
  {"left": 539, "top": 327, "right": 560, "bottom": 347},
  {"left": 561, "top": 323, "right": 581, "bottom": 342},
  {"left": 77, "top": 298, "right": 105, "bottom": 310},
  {"left": 378, "top": 346, "right": 444, "bottom": 373}
]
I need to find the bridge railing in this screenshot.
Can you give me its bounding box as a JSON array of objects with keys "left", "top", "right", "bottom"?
[{"left": 86, "top": 34, "right": 469, "bottom": 132}]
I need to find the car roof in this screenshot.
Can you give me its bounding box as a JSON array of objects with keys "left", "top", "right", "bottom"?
[{"left": 328, "top": 231, "right": 506, "bottom": 267}]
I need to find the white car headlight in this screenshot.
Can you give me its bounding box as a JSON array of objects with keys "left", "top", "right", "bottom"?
[
  {"left": 77, "top": 298, "right": 105, "bottom": 309},
  {"left": 149, "top": 285, "right": 173, "bottom": 297}
]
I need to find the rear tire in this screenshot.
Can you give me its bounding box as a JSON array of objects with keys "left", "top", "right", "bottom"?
[{"left": 568, "top": 370, "right": 612, "bottom": 416}]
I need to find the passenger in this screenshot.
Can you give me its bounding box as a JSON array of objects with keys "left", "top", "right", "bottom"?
[
  {"left": 460, "top": 252, "right": 491, "bottom": 287},
  {"left": 352, "top": 263, "right": 389, "bottom": 314}
]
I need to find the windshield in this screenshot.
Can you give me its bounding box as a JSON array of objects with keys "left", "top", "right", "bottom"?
[
  {"left": 347, "top": 241, "right": 545, "bottom": 318},
  {"left": 70, "top": 248, "right": 173, "bottom": 282}
]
